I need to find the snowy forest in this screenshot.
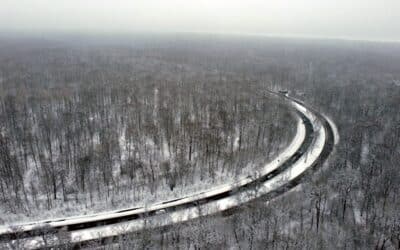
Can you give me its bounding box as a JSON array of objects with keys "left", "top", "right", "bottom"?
[{"left": 0, "top": 34, "right": 399, "bottom": 249}]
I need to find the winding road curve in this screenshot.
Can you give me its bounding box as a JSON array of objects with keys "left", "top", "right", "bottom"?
[{"left": 0, "top": 91, "right": 338, "bottom": 249}]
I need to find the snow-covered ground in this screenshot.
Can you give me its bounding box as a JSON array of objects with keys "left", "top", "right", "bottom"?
[
  {"left": 0, "top": 109, "right": 304, "bottom": 234},
  {"left": 2, "top": 94, "right": 335, "bottom": 249}
]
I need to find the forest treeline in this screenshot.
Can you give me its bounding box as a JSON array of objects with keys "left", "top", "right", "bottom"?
[
  {"left": 75, "top": 37, "right": 399, "bottom": 250},
  {"left": 0, "top": 42, "right": 294, "bottom": 222},
  {"left": 1, "top": 36, "right": 399, "bottom": 249}
]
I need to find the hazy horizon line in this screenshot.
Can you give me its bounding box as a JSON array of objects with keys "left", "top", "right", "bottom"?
[{"left": 1, "top": 29, "right": 399, "bottom": 45}]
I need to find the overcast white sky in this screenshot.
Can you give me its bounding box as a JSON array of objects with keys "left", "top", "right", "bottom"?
[{"left": 1, "top": 0, "right": 399, "bottom": 41}]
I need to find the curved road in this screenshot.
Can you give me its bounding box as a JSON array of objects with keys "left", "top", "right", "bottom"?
[{"left": 0, "top": 91, "right": 338, "bottom": 249}]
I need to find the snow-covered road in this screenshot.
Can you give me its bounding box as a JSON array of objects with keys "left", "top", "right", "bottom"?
[{"left": 1, "top": 92, "right": 338, "bottom": 249}]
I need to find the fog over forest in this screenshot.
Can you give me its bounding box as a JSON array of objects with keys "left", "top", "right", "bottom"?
[{"left": 1, "top": 0, "right": 400, "bottom": 41}]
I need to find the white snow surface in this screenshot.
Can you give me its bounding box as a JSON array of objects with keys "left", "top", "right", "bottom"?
[
  {"left": 3, "top": 96, "right": 333, "bottom": 249},
  {"left": 323, "top": 114, "right": 339, "bottom": 145}
]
